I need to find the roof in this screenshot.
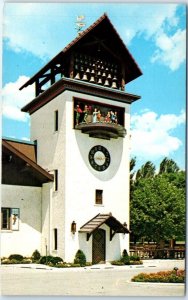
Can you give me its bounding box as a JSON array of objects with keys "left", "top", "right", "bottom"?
[
  {"left": 3, "top": 137, "right": 37, "bottom": 162},
  {"left": 20, "top": 13, "right": 142, "bottom": 91},
  {"left": 79, "top": 213, "right": 130, "bottom": 235},
  {"left": 2, "top": 140, "right": 53, "bottom": 185}
]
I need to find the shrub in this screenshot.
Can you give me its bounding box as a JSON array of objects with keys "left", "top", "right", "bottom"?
[
  {"left": 40, "top": 255, "right": 63, "bottom": 265},
  {"left": 129, "top": 255, "right": 140, "bottom": 261},
  {"left": 121, "top": 256, "right": 130, "bottom": 265},
  {"left": 32, "top": 250, "right": 41, "bottom": 262},
  {"left": 111, "top": 260, "right": 124, "bottom": 266},
  {"left": 129, "top": 260, "right": 143, "bottom": 265},
  {"left": 122, "top": 249, "right": 129, "bottom": 257},
  {"left": 8, "top": 254, "right": 24, "bottom": 261},
  {"left": 50, "top": 256, "right": 63, "bottom": 265},
  {"left": 74, "top": 250, "right": 86, "bottom": 267}
]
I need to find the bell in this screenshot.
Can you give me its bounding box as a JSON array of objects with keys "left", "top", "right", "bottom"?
[
  {"left": 101, "top": 65, "right": 104, "bottom": 70},
  {"left": 92, "top": 63, "right": 95, "bottom": 67},
  {"left": 97, "top": 71, "right": 101, "bottom": 76},
  {"left": 97, "top": 78, "right": 103, "bottom": 85},
  {"left": 74, "top": 73, "right": 80, "bottom": 80},
  {"left": 82, "top": 73, "right": 88, "bottom": 81},
  {"left": 80, "top": 66, "right": 84, "bottom": 72},
  {"left": 107, "top": 73, "right": 112, "bottom": 79},
  {"left": 111, "top": 81, "right": 117, "bottom": 89},
  {"left": 113, "top": 75, "right": 117, "bottom": 81},
  {"left": 90, "top": 75, "right": 95, "bottom": 83},
  {"left": 97, "top": 64, "right": 101, "bottom": 69},
  {"left": 102, "top": 72, "right": 106, "bottom": 77},
  {"left": 86, "top": 68, "right": 90, "bottom": 74},
  {"left": 105, "top": 67, "right": 109, "bottom": 71},
  {"left": 91, "top": 69, "right": 95, "bottom": 74},
  {"left": 104, "top": 79, "right": 110, "bottom": 87}
]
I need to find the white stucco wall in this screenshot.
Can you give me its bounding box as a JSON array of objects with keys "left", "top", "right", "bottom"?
[
  {"left": 31, "top": 94, "right": 66, "bottom": 259},
  {"left": 30, "top": 89, "right": 131, "bottom": 262},
  {"left": 63, "top": 91, "right": 130, "bottom": 262},
  {"left": 1, "top": 185, "right": 42, "bottom": 257}
]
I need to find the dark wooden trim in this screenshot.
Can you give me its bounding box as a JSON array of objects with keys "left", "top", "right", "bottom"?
[{"left": 21, "top": 77, "right": 141, "bottom": 115}]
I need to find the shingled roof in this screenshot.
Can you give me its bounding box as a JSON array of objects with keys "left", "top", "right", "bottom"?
[
  {"left": 79, "top": 213, "right": 130, "bottom": 240},
  {"left": 20, "top": 13, "right": 142, "bottom": 91}
]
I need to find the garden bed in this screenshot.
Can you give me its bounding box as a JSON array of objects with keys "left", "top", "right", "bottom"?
[{"left": 131, "top": 270, "right": 185, "bottom": 283}]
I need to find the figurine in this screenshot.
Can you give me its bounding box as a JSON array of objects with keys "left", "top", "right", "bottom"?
[
  {"left": 93, "top": 108, "right": 98, "bottom": 123},
  {"left": 114, "top": 111, "right": 118, "bottom": 124},
  {"left": 105, "top": 111, "right": 111, "bottom": 123},
  {"left": 110, "top": 111, "right": 118, "bottom": 123},
  {"left": 97, "top": 110, "right": 101, "bottom": 122},
  {"left": 75, "top": 105, "right": 82, "bottom": 125},
  {"left": 83, "top": 105, "right": 89, "bottom": 123}
]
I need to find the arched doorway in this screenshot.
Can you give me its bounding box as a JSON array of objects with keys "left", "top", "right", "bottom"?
[{"left": 92, "top": 228, "right": 106, "bottom": 264}]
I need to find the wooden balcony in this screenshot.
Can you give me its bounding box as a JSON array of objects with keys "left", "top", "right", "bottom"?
[{"left": 75, "top": 122, "right": 126, "bottom": 140}]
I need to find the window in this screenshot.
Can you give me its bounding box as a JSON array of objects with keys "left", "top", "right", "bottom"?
[
  {"left": 95, "top": 190, "right": 103, "bottom": 205},
  {"left": 54, "top": 228, "right": 58, "bottom": 250},
  {"left": 54, "top": 110, "right": 58, "bottom": 131},
  {"left": 54, "top": 170, "right": 58, "bottom": 191},
  {"left": 1, "top": 208, "right": 19, "bottom": 230}
]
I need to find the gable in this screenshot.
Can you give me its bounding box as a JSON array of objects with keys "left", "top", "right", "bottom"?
[{"left": 2, "top": 140, "right": 53, "bottom": 187}]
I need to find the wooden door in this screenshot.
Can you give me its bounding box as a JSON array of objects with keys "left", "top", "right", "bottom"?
[{"left": 92, "top": 228, "right": 106, "bottom": 264}]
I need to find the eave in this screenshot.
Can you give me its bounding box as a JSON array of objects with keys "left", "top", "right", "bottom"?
[
  {"left": 2, "top": 140, "right": 54, "bottom": 183},
  {"left": 21, "top": 77, "right": 141, "bottom": 114}
]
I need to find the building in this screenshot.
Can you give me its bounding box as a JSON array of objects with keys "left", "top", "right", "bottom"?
[{"left": 1, "top": 14, "right": 142, "bottom": 263}]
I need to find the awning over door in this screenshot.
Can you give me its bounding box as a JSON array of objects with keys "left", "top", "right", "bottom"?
[{"left": 79, "top": 213, "right": 130, "bottom": 241}]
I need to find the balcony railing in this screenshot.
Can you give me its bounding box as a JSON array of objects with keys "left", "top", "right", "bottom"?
[{"left": 129, "top": 247, "right": 185, "bottom": 259}]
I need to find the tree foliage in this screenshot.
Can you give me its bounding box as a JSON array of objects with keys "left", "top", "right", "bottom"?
[{"left": 130, "top": 157, "right": 185, "bottom": 244}]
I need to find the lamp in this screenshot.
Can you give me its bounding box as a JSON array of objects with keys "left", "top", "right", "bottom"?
[{"left": 71, "top": 221, "right": 77, "bottom": 234}]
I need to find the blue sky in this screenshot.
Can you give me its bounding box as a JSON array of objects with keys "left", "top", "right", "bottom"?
[{"left": 2, "top": 2, "right": 186, "bottom": 170}]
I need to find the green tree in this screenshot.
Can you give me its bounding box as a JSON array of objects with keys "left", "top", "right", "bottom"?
[
  {"left": 130, "top": 158, "right": 185, "bottom": 244},
  {"left": 130, "top": 175, "right": 185, "bottom": 244},
  {"left": 135, "top": 161, "right": 156, "bottom": 182},
  {"left": 159, "top": 157, "right": 180, "bottom": 174}
]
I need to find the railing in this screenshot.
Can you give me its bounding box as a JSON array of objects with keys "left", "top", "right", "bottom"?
[{"left": 129, "top": 247, "right": 185, "bottom": 259}]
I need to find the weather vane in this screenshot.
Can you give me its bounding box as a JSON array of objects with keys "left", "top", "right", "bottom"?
[{"left": 75, "top": 15, "right": 86, "bottom": 34}]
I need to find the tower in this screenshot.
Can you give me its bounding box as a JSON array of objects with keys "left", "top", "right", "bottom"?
[{"left": 20, "top": 14, "right": 142, "bottom": 263}]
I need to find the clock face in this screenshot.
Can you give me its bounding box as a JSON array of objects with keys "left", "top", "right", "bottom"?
[{"left": 88, "top": 145, "right": 111, "bottom": 171}]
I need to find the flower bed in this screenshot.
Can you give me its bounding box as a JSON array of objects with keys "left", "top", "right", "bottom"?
[{"left": 132, "top": 270, "right": 185, "bottom": 283}]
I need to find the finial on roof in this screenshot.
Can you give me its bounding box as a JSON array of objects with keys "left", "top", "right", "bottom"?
[{"left": 75, "top": 15, "right": 86, "bottom": 35}]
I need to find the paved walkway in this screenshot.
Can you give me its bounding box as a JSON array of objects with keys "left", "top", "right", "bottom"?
[{"left": 1, "top": 259, "right": 185, "bottom": 296}]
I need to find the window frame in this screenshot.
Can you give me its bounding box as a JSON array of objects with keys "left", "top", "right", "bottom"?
[
  {"left": 54, "top": 228, "right": 58, "bottom": 250},
  {"left": 54, "top": 169, "right": 58, "bottom": 191},
  {"left": 54, "top": 110, "right": 59, "bottom": 132},
  {"left": 1, "top": 208, "right": 20, "bottom": 231},
  {"left": 95, "top": 189, "right": 103, "bottom": 205}
]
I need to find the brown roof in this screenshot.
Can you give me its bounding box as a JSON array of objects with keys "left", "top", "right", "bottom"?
[
  {"left": 20, "top": 13, "right": 142, "bottom": 90},
  {"left": 5, "top": 139, "right": 36, "bottom": 162},
  {"left": 2, "top": 140, "right": 53, "bottom": 184},
  {"left": 79, "top": 213, "right": 130, "bottom": 234}
]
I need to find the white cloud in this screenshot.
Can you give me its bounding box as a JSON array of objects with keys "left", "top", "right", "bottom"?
[
  {"left": 2, "top": 76, "right": 35, "bottom": 121},
  {"left": 151, "top": 29, "right": 186, "bottom": 71},
  {"left": 130, "top": 110, "right": 185, "bottom": 160},
  {"left": 3, "top": 3, "right": 185, "bottom": 71}
]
